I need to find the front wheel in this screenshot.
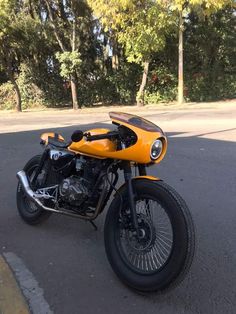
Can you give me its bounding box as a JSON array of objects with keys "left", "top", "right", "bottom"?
[{"left": 104, "top": 180, "right": 195, "bottom": 292}]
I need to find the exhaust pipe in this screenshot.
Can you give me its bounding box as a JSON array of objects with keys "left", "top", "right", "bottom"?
[
  {"left": 16, "top": 170, "right": 108, "bottom": 220},
  {"left": 17, "top": 170, "right": 41, "bottom": 203},
  {"left": 17, "top": 170, "right": 69, "bottom": 214}
]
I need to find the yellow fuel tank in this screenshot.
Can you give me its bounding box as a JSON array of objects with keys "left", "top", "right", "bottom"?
[{"left": 69, "top": 128, "right": 116, "bottom": 158}]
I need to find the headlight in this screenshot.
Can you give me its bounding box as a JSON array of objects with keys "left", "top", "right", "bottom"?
[{"left": 150, "top": 139, "right": 163, "bottom": 160}]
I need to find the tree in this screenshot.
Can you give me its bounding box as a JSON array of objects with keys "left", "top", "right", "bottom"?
[
  {"left": 0, "top": 0, "right": 22, "bottom": 111},
  {"left": 88, "top": 0, "right": 172, "bottom": 106},
  {"left": 0, "top": 0, "right": 234, "bottom": 110},
  {"left": 164, "top": 0, "right": 234, "bottom": 104},
  {"left": 43, "top": 0, "right": 94, "bottom": 110},
  {"left": 183, "top": 6, "right": 236, "bottom": 101},
  {"left": 0, "top": 0, "right": 52, "bottom": 111}
]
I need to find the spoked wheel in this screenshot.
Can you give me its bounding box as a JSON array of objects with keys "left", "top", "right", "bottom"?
[
  {"left": 104, "top": 180, "right": 195, "bottom": 292},
  {"left": 119, "top": 198, "right": 173, "bottom": 274},
  {"left": 16, "top": 155, "right": 52, "bottom": 225}
]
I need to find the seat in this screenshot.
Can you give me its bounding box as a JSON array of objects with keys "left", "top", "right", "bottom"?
[{"left": 48, "top": 136, "right": 71, "bottom": 149}]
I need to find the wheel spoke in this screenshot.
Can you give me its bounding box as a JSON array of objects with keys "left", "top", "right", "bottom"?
[
  {"left": 117, "top": 197, "right": 173, "bottom": 273},
  {"left": 157, "top": 234, "right": 173, "bottom": 250}
]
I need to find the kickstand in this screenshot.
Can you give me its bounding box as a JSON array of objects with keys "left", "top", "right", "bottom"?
[{"left": 89, "top": 220, "right": 98, "bottom": 231}]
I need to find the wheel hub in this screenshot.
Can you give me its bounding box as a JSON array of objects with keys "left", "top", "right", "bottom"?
[{"left": 126, "top": 214, "right": 156, "bottom": 253}]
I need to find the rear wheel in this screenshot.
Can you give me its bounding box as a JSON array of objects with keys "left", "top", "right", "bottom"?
[
  {"left": 104, "top": 179, "right": 195, "bottom": 292},
  {"left": 16, "top": 155, "right": 52, "bottom": 225}
]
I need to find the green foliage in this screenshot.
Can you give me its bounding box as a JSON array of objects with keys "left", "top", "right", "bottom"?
[
  {"left": 117, "top": 4, "right": 172, "bottom": 63},
  {"left": 107, "top": 63, "right": 140, "bottom": 103},
  {"left": 16, "top": 63, "right": 45, "bottom": 109},
  {"left": 89, "top": 0, "right": 172, "bottom": 64},
  {"left": 184, "top": 6, "right": 236, "bottom": 101},
  {"left": 0, "top": 0, "right": 235, "bottom": 109},
  {"left": 77, "top": 63, "right": 140, "bottom": 106},
  {"left": 56, "top": 51, "right": 82, "bottom": 79},
  {"left": 160, "top": 0, "right": 233, "bottom": 13},
  {"left": 0, "top": 64, "right": 45, "bottom": 110},
  {"left": 186, "top": 74, "right": 236, "bottom": 101},
  {"left": 0, "top": 81, "right": 15, "bottom": 109},
  {"left": 0, "top": 0, "right": 15, "bottom": 32},
  {"left": 145, "top": 67, "right": 178, "bottom": 104}
]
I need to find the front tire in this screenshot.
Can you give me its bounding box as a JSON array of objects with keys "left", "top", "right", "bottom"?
[
  {"left": 104, "top": 179, "right": 195, "bottom": 292},
  {"left": 16, "top": 155, "right": 52, "bottom": 225}
]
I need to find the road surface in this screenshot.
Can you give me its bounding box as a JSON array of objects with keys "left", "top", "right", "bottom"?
[{"left": 0, "top": 104, "right": 235, "bottom": 314}]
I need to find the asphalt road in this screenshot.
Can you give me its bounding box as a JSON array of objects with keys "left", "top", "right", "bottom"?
[{"left": 0, "top": 106, "right": 236, "bottom": 314}]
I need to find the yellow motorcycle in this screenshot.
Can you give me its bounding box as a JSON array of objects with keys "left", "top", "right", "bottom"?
[{"left": 17, "top": 112, "right": 195, "bottom": 292}]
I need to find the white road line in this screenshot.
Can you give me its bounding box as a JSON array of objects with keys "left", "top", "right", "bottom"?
[{"left": 3, "top": 252, "right": 53, "bottom": 314}]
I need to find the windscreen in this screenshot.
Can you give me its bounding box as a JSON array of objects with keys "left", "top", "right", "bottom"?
[{"left": 109, "top": 112, "right": 162, "bottom": 133}]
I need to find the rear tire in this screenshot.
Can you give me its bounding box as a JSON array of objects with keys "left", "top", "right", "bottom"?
[
  {"left": 16, "top": 155, "right": 52, "bottom": 225},
  {"left": 104, "top": 179, "right": 195, "bottom": 292}
]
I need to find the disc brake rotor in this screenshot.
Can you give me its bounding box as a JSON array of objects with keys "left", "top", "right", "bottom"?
[{"left": 126, "top": 214, "right": 156, "bottom": 253}]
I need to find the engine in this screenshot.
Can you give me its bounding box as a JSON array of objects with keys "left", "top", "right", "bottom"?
[
  {"left": 59, "top": 176, "right": 90, "bottom": 206},
  {"left": 58, "top": 158, "right": 104, "bottom": 208}
]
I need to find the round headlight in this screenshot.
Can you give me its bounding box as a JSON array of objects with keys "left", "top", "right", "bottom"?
[{"left": 150, "top": 139, "right": 163, "bottom": 160}]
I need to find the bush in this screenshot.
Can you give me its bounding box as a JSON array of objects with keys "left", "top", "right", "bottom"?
[
  {"left": 78, "top": 75, "right": 118, "bottom": 106},
  {"left": 77, "top": 63, "right": 140, "bottom": 106},
  {"left": 0, "top": 64, "right": 46, "bottom": 110},
  {"left": 145, "top": 66, "right": 177, "bottom": 104},
  {"left": 0, "top": 82, "right": 16, "bottom": 110},
  {"left": 17, "top": 63, "right": 45, "bottom": 109},
  {"left": 186, "top": 74, "right": 236, "bottom": 102}
]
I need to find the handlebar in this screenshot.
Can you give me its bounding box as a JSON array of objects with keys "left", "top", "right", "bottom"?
[{"left": 85, "top": 131, "right": 120, "bottom": 142}]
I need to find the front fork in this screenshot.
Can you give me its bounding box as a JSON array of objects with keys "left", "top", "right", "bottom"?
[{"left": 123, "top": 162, "right": 146, "bottom": 231}]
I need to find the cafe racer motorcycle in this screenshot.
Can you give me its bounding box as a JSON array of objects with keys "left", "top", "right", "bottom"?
[{"left": 16, "top": 112, "right": 195, "bottom": 292}]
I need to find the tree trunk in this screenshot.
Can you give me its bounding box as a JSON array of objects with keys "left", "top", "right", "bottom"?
[
  {"left": 112, "top": 38, "right": 119, "bottom": 71},
  {"left": 45, "top": 0, "right": 66, "bottom": 52},
  {"left": 5, "top": 55, "right": 22, "bottom": 112},
  {"left": 137, "top": 61, "right": 149, "bottom": 107},
  {"left": 70, "top": 19, "right": 79, "bottom": 110},
  {"left": 11, "top": 77, "right": 22, "bottom": 112},
  {"left": 102, "top": 34, "right": 109, "bottom": 75},
  {"left": 112, "top": 54, "right": 119, "bottom": 71},
  {"left": 46, "top": 0, "right": 80, "bottom": 110},
  {"left": 178, "top": 10, "right": 184, "bottom": 105},
  {"left": 70, "top": 74, "right": 79, "bottom": 110}
]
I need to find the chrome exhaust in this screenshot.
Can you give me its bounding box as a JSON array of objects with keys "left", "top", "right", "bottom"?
[
  {"left": 17, "top": 170, "right": 41, "bottom": 202},
  {"left": 16, "top": 170, "right": 108, "bottom": 220}
]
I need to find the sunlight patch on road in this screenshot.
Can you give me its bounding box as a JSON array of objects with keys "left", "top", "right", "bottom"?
[
  {"left": 0, "top": 254, "right": 29, "bottom": 314},
  {"left": 169, "top": 128, "right": 236, "bottom": 142}
]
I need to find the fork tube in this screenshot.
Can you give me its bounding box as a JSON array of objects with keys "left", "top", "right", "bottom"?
[
  {"left": 138, "top": 164, "right": 146, "bottom": 176},
  {"left": 123, "top": 162, "right": 139, "bottom": 231}
]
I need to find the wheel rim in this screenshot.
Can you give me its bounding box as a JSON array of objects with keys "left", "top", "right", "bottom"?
[{"left": 117, "top": 198, "right": 173, "bottom": 274}]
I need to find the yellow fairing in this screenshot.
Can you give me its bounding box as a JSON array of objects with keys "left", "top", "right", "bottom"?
[{"left": 68, "top": 118, "right": 167, "bottom": 164}]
